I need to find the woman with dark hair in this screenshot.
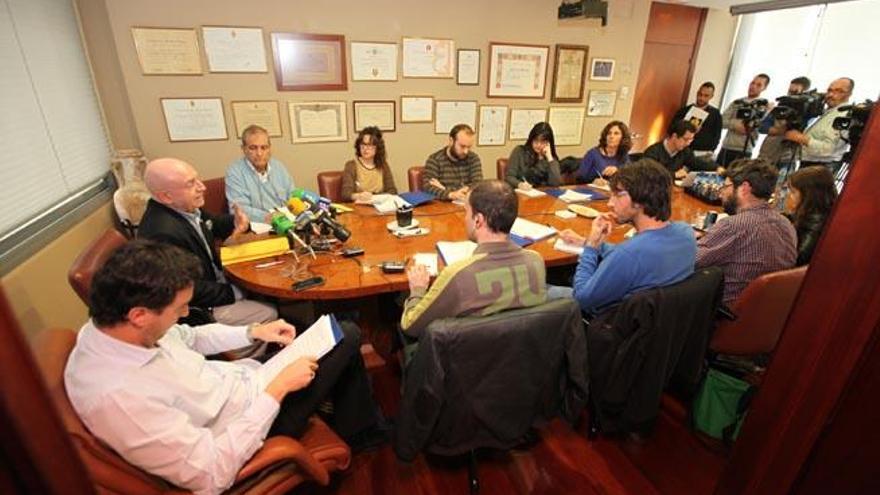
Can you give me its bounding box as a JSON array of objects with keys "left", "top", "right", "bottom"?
[
  {"left": 341, "top": 126, "right": 398, "bottom": 202},
  {"left": 505, "top": 122, "right": 562, "bottom": 189},
  {"left": 576, "top": 120, "right": 632, "bottom": 183},
  {"left": 784, "top": 166, "right": 837, "bottom": 265}
]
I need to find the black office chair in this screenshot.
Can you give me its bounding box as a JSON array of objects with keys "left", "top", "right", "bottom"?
[{"left": 394, "top": 299, "right": 588, "bottom": 492}]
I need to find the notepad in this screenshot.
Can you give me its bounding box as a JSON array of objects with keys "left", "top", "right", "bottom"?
[
  {"left": 220, "top": 237, "right": 289, "bottom": 265},
  {"left": 257, "top": 314, "right": 344, "bottom": 389},
  {"left": 515, "top": 187, "right": 547, "bottom": 198},
  {"left": 413, "top": 252, "right": 439, "bottom": 276},
  {"left": 372, "top": 195, "right": 410, "bottom": 214},
  {"left": 510, "top": 217, "right": 557, "bottom": 242},
  {"left": 436, "top": 240, "right": 477, "bottom": 266},
  {"left": 557, "top": 189, "right": 592, "bottom": 203},
  {"left": 553, "top": 238, "right": 585, "bottom": 255}
]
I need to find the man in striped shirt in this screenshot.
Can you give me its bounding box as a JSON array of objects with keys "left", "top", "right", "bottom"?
[
  {"left": 696, "top": 159, "right": 797, "bottom": 304},
  {"left": 423, "top": 124, "right": 484, "bottom": 201}
]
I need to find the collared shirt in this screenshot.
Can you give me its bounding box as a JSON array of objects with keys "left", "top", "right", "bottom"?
[
  {"left": 696, "top": 203, "right": 797, "bottom": 304},
  {"left": 175, "top": 207, "right": 241, "bottom": 300},
  {"left": 65, "top": 321, "right": 279, "bottom": 495},
  {"left": 225, "top": 157, "right": 294, "bottom": 221},
  {"left": 802, "top": 103, "right": 850, "bottom": 163}
]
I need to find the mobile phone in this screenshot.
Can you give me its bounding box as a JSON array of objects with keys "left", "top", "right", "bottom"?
[
  {"left": 380, "top": 261, "right": 406, "bottom": 273},
  {"left": 342, "top": 247, "right": 365, "bottom": 257},
  {"left": 292, "top": 276, "right": 325, "bottom": 291}
]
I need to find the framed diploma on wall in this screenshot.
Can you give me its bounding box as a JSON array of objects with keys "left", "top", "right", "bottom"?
[
  {"left": 202, "top": 26, "right": 267, "bottom": 73},
  {"left": 550, "top": 44, "right": 589, "bottom": 103},
  {"left": 402, "top": 37, "right": 454, "bottom": 78},
  {"left": 350, "top": 41, "right": 398, "bottom": 81},
  {"left": 478, "top": 105, "right": 509, "bottom": 146},
  {"left": 353, "top": 101, "right": 396, "bottom": 131},
  {"left": 271, "top": 33, "right": 347, "bottom": 91},
  {"left": 288, "top": 101, "right": 348, "bottom": 143},
  {"left": 160, "top": 98, "right": 227, "bottom": 142},
  {"left": 548, "top": 106, "right": 586, "bottom": 146},
  {"left": 400, "top": 96, "right": 434, "bottom": 123},
  {"left": 456, "top": 49, "right": 480, "bottom": 85},
  {"left": 487, "top": 42, "right": 549, "bottom": 98},
  {"left": 230, "top": 100, "right": 282, "bottom": 137},
  {"left": 132, "top": 27, "right": 202, "bottom": 75},
  {"left": 434, "top": 101, "right": 477, "bottom": 134},
  {"left": 509, "top": 108, "right": 547, "bottom": 140}
]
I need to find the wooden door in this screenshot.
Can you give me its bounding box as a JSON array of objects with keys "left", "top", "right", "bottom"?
[{"left": 629, "top": 2, "right": 707, "bottom": 151}]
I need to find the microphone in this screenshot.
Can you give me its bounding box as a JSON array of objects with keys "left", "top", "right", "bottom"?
[
  {"left": 291, "top": 188, "right": 321, "bottom": 205},
  {"left": 287, "top": 197, "right": 309, "bottom": 215}
]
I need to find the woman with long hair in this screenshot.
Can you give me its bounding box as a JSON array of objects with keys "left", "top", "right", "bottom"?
[
  {"left": 576, "top": 120, "right": 632, "bottom": 183},
  {"left": 341, "top": 126, "right": 398, "bottom": 202},
  {"left": 784, "top": 166, "right": 837, "bottom": 265},
  {"left": 505, "top": 122, "right": 562, "bottom": 189}
]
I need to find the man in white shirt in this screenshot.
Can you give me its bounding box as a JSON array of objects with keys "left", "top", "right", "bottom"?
[
  {"left": 65, "top": 240, "right": 386, "bottom": 495},
  {"left": 784, "top": 77, "right": 854, "bottom": 172}
]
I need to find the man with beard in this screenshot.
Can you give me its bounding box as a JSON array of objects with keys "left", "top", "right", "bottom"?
[
  {"left": 718, "top": 73, "right": 771, "bottom": 166},
  {"left": 696, "top": 159, "right": 797, "bottom": 304},
  {"left": 400, "top": 180, "right": 546, "bottom": 338},
  {"left": 672, "top": 81, "right": 722, "bottom": 158},
  {"left": 423, "top": 124, "right": 484, "bottom": 201},
  {"left": 556, "top": 160, "right": 696, "bottom": 315},
  {"left": 783, "top": 77, "right": 855, "bottom": 172}
]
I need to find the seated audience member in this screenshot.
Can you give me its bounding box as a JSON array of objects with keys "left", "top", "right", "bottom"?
[
  {"left": 64, "top": 241, "right": 387, "bottom": 494},
  {"left": 340, "top": 126, "right": 398, "bottom": 202},
  {"left": 140, "top": 157, "right": 277, "bottom": 325},
  {"left": 784, "top": 165, "right": 837, "bottom": 266},
  {"left": 696, "top": 159, "right": 797, "bottom": 304},
  {"left": 672, "top": 82, "right": 723, "bottom": 158},
  {"left": 505, "top": 122, "right": 562, "bottom": 189},
  {"left": 225, "top": 125, "right": 294, "bottom": 222},
  {"left": 642, "top": 120, "right": 697, "bottom": 179},
  {"left": 576, "top": 120, "right": 632, "bottom": 183},
  {"left": 423, "top": 124, "right": 483, "bottom": 201},
  {"left": 557, "top": 159, "right": 696, "bottom": 314},
  {"left": 401, "top": 180, "right": 546, "bottom": 338}
]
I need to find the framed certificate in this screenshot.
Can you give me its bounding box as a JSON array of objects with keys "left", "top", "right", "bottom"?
[
  {"left": 478, "top": 105, "right": 508, "bottom": 146},
  {"left": 288, "top": 102, "right": 348, "bottom": 143},
  {"left": 160, "top": 98, "right": 227, "bottom": 142},
  {"left": 353, "top": 101, "right": 396, "bottom": 131},
  {"left": 457, "top": 49, "right": 480, "bottom": 85},
  {"left": 487, "top": 42, "right": 549, "bottom": 98},
  {"left": 509, "top": 108, "right": 547, "bottom": 141},
  {"left": 551, "top": 44, "right": 589, "bottom": 103},
  {"left": 588, "top": 90, "right": 618, "bottom": 116},
  {"left": 590, "top": 57, "right": 615, "bottom": 81},
  {"left": 434, "top": 101, "right": 477, "bottom": 135},
  {"left": 548, "top": 107, "right": 586, "bottom": 146},
  {"left": 271, "top": 33, "right": 347, "bottom": 91},
  {"left": 131, "top": 27, "right": 202, "bottom": 75},
  {"left": 402, "top": 37, "right": 454, "bottom": 78},
  {"left": 230, "top": 100, "right": 282, "bottom": 138},
  {"left": 400, "top": 96, "right": 434, "bottom": 123},
  {"left": 202, "top": 26, "right": 267, "bottom": 73},
  {"left": 350, "top": 41, "right": 398, "bottom": 81}
]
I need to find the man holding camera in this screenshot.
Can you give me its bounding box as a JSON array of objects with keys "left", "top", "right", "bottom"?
[
  {"left": 783, "top": 77, "right": 854, "bottom": 172},
  {"left": 718, "top": 74, "right": 771, "bottom": 166},
  {"left": 758, "top": 76, "right": 811, "bottom": 167}
]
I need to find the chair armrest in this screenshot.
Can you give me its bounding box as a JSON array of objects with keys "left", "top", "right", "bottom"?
[{"left": 235, "top": 435, "right": 329, "bottom": 486}]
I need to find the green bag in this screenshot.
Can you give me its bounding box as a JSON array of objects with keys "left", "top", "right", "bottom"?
[{"left": 692, "top": 368, "right": 755, "bottom": 442}]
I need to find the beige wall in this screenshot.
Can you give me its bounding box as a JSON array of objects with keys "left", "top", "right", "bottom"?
[
  {"left": 688, "top": 8, "right": 738, "bottom": 111},
  {"left": 100, "top": 0, "right": 654, "bottom": 188}
]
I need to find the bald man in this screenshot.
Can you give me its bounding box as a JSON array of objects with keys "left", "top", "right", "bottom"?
[
  {"left": 784, "top": 77, "right": 854, "bottom": 171},
  {"left": 139, "top": 158, "right": 278, "bottom": 325}
]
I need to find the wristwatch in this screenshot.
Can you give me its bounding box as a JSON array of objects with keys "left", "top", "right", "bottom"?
[{"left": 246, "top": 323, "right": 258, "bottom": 343}]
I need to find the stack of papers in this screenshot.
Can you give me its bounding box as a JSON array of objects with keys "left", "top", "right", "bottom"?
[
  {"left": 558, "top": 189, "right": 592, "bottom": 203},
  {"left": 413, "top": 252, "right": 439, "bottom": 276},
  {"left": 553, "top": 238, "right": 585, "bottom": 255},
  {"left": 220, "top": 237, "right": 289, "bottom": 265},
  {"left": 510, "top": 217, "right": 558, "bottom": 242},
  {"left": 516, "top": 188, "right": 547, "bottom": 198},
  {"left": 371, "top": 195, "right": 411, "bottom": 214},
  {"left": 436, "top": 240, "right": 477, "bottom": 266},
  {"left": 256, "top": 314, "right": 343, "bottom": 389}
]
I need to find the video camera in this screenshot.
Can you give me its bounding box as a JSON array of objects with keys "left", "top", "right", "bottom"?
[
  {"left": 833, "top": 100, "right": 875, "bottom": 153},
  {"left": 770, "top": 90, "right": 826, "bottom": 131},
  {"left": 734, "top": 98, "right": 769, "bottom": 128}
]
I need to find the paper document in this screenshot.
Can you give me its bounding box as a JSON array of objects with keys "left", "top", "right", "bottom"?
[
  {"left": 257, "top": 314, "right": 343, "bottom": 389},
  {"left": 553, "top": 238, "right": 585, "bottom": 255},
  {"left": 250, "top": 222, "right": 273, "bottom": 235},
  {"left": 436, "top": 240, "right": 477, "bottom": 266},
  {"left": 515, "top": 188, "right": 546, "bottom": 198},
  {"left": 684, "top": 106, "right": 709, "bottom": 129},
  {"left": 558, "top": 189, "right": 592, "bottom": 203},
  {"left": 370, "top": 195, "right": 410, "bottom": 214},
  {"left": 413, "top": 252, "right": 438, "bottom": 276},
  {"left": 510, "top": 217, "right": 557, "bottom": 241}
]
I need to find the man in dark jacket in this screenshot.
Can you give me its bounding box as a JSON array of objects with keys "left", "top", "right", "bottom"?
[
  {"left": 672, "top": 81, "right": 723, "bottom": 157},
  {"left": 139, "top": 158, "right": 277, "bottom": 325}
]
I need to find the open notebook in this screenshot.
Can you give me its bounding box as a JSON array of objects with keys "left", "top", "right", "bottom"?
[{"left": 257, "top": 314, "right": 344, "bottom": 389}]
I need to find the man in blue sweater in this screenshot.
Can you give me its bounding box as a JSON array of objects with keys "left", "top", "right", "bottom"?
[
  {"left": 226, "top": 125, "right": 294, "bottom": 222},
  {"left": 558, "top": 159, "right": 696, "bottom": 314}
]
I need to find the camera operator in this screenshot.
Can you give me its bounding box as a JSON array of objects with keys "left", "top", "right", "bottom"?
[
  {"left": 758, "top": 76, "right": 811, "bottom": 168},
  {"left": 784, "top": 77, "right": 854, "bottom": 172},
  {"left": 718, "top": 73, "right": 771, "bottom": 166}
]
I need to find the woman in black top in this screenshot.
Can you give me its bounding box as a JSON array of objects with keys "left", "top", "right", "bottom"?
[
  {"left": 505, "top": 122, "right": 562, "bottom": 189},
  {"left": 784, "top": 166, "right": 837, "bottom": 265}
]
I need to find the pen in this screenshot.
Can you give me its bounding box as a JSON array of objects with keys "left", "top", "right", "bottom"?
[{"left": 255, "top": 260, "right": 285, "bottom": 269}]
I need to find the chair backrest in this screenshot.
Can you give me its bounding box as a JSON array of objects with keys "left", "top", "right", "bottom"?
[
  {"left": 407, "top": 166, "right": 425, "bottom": 192},
  {"left": 33, "top": 329, "right": 171, "bottom": 494},
  {"left": 496, "top": 158, "right": 509, "bottom": 181},
  {"left": 395, "top": 299, "right": 587, "bottom": 460},
  {"left": 202, "top": 177, "right": 228, "bottom": 217},
  {"left": 68, "top": 228, "right": 128, "bottom": 305},
  {"left": 317, "top": 171, "right": 343, "bottom": 202},
  {"left": 710, "top": 265, "right": 808, "bottom": 356}
]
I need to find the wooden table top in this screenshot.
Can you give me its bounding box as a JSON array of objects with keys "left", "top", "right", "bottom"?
[{"left": 224, "top": 187, "right": 717, "bottom": 300}]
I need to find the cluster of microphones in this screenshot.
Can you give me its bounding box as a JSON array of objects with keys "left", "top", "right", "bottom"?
[{"left": 271, "top": 188, "right": 351, "bottom": 253}]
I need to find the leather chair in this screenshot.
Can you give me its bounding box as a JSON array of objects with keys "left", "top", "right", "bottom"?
[
  {"left": 202, "top": 177, "right": 229, "bottom": 217},
  {"left": 34, "top": 328, "right": 351, "bottom": 494},
  {"left": 710, "top": 266, "right": 808, "bottom": 356},
  {"left": 407, "top": 166, "right": 425, "bottom": 192},
  {"left": 395, "top": 299, "right": 588, "bottom": 490},
  {"left": 496, "top": 158, "right": 509, "bottom": 181},
  {"left": 68, "top": 228, "right": 128, "bottom": 304},
  {"left": 317, "top": 171, "right": 343, "bottom": 202}
]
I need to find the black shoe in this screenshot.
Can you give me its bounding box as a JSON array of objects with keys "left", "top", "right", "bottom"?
[{"left": 348, "top": 417, "right": 394, "bottom": 454}]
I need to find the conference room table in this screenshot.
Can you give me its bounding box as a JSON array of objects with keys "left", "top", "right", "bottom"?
[{"left": 224, "top": 186, "right": 718, "bottom": 302}]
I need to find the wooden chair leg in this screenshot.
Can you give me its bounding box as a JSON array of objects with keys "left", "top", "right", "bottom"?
[{"left": 468, "top": 450, "right": 480, "bottom": 494}]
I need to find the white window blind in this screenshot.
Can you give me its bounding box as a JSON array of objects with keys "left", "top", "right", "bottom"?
[{"left": 0, "top": 0, "right": 111, "bottom": 239}]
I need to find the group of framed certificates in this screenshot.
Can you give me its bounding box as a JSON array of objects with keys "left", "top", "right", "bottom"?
[{"left": 136, "top": 26, "right": 619, "bottom": 143}]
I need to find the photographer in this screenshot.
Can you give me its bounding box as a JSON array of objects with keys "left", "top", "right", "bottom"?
[
  {"left": 718, "top": 74, "right": 771, "bottom": 166},
  {"left": 758, "top": 76, "right": 811, "bottom": 167},
  {"left": 784, "top": 77, "right": 854, "bottom": 172}
]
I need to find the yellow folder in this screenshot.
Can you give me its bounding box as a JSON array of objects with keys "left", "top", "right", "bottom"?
[{"left": 220, "top": 236, "right": 289, "bottom": 266}]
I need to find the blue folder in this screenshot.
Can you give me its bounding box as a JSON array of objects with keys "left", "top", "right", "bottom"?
[
  {"left": 399, "top": 191, "right": 435, "bottom": 207},
  {"left": 509, "top": 234, "right": 534, "bottom": 247}
]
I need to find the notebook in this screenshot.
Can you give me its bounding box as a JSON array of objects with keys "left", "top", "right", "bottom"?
[
  {"left": 436, "top": 240, "right": 477, "bottom": 266},
  {"left": 510, "top": 217, "right": 557, "bottom": 242}
]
